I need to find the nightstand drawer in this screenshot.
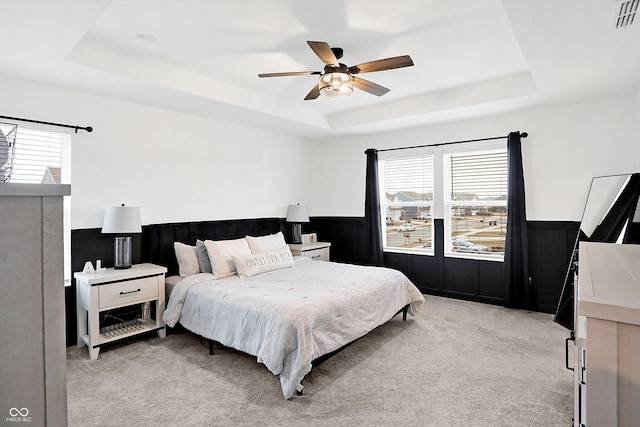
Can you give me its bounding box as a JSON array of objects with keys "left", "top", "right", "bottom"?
[
  {"left": 304, "top": 247, "right": 329, "bottom": 261},
  {"left": 99, "top": 276, "right": 158, "bottom": 309},
  {"left": 289, "top": 242, "right": 331, "bottom": 261}
]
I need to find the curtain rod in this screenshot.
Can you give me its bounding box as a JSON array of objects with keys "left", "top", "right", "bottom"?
[
  {"left": 375, "top": 131, "right": 527, "bottom": 153},
  {"left": 0, "top": 115, "right": 93, "bottom": 133}
]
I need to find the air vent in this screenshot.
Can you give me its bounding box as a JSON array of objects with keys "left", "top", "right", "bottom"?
[{"left": 612, "top": 0, "right": 638, "bottom": 29}]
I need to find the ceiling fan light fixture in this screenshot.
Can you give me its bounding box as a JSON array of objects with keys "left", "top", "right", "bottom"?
[
  {"left": 258, "top": 41, "right": 413, "bottom": 100},
  {"left": 319, "top": 72, "right": 353, "bottom": 98}
]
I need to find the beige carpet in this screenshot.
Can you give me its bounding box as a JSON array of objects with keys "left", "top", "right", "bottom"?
[{"left": 66, "top": 296, "right": 573, "bottom": 426}]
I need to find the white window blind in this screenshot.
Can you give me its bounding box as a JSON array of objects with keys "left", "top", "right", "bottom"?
[
  {"left": 380, "top": 155, "right": 434, "bottom": 253},
  {"left": 445, "top": 149, "right": 507, "bottom": 258},
  {"left": 450, "top": 151, "right": 507, "bottom": 200},
  {"left": 383, "top": 156, "right": 434, "bottom": 194},
  {"left": 9, "top": 127, "right": 72, "bottom": 285}
]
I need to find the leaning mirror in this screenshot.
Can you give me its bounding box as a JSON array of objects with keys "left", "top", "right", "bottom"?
[{"left": 554, "top": 172, "right": 640, "bottom": 330}]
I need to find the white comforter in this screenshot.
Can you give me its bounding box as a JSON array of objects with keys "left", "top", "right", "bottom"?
[{"left": 163, "top": 257, "right": 424, "bottom": 399}]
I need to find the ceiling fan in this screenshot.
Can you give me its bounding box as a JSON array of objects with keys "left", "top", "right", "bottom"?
[{"left": 258, "top": 41, "right": 414, "bottom": 100}]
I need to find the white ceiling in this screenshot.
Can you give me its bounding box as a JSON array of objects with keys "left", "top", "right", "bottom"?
[{"left": 0, "top": 0, "right": 639, "bottom": 139}]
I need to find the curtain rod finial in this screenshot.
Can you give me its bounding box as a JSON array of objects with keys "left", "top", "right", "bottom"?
[{"left": 521, "top": 132, "right": 528, "bottom": 138}]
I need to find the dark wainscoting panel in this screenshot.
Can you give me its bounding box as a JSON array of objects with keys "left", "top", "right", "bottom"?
[
  {"left": 527, "top": 221, "right": 580, "bottom": 313},
  {"left": 71, "top": 228, "right": 142, "bottom": 273},
  {"left": 478, "top": 261, "right": 507, "bottom": 303},
  {"left": 308, "top": 217, "right": 579, "bottom": 313},
  {"left": 384, "top": 252, "right": 414, "bottom": 280},
  {"left": 67, "top": 216, "right": 579, "bottom": 346},
  {"left": 409, "top": 254, "right": 441, "bottom": 293},
  {"left": 306, "top": 217, "right": 368, "bottom": 265},
  {"left": 443, "top": 257, "right": 478, "bottom": 298}
]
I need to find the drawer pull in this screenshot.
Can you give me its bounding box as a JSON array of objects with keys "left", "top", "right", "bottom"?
[
  {"left": 120, "top": 288, "right": 141, "bottom": 295},
  {"left": 311, "top": 255, "right": 321, "bottom": 259},
  {"left": 565, "top": 333, "right": 575, "bottom": 371}
]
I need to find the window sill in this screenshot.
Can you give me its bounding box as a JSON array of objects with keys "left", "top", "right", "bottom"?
[
  {"left": 445, "top": 252, "right": 504, "bottom": 262},
  {"left": 383, "top": 248, "right": 434, "bottom": 256}
]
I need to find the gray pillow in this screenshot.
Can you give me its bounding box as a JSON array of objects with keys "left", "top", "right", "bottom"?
[{"left": 196, "top": 239, "right": 212, "bottom": 273}]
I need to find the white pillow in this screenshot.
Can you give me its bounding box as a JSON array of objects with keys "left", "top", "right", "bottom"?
[
  {"left": 232, "top": 247, "right": 294, "bottom": 278},
  {"left": 174, "top": 242, "right": 200, "bottom": 277},
  {"left": 246, "top": 231, "right": 287, "bottom": 254},
  {"left": 204, "top": 238, "right": 252, "bottom": 278}
]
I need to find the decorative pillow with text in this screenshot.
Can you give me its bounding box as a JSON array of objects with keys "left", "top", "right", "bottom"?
[{"left": 232, "top": 247, "right": 294, "bottom": 278}]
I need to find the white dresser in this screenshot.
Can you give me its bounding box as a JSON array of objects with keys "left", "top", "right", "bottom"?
[
  {"left": 0, "top": 183, "right": 70, "bottom": 426},
  {"left": 574, "top": 242, "right": 640, "bottom": 427}
]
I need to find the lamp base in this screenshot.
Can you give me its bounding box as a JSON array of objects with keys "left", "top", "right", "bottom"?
[
  {"left": 114, "top": 236, "right": 132, "bottom": 269},
  {"left": 291, "top": 223, "right": 303, "bottom": 244}
]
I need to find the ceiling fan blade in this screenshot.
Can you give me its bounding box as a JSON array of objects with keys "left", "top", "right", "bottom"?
[
  {"left": 258, "top": 71, "right": 320, "bottom": 78},
  {"left": 304, "top": 84, "right": 321, "bottom": 100},
  {"left": 307, "top": 41, "right": 339, "bottom": 66},
  {"left": 353, "top": 77, "right": 390, "bottom": 96},
  {"left": 349, "top": 55, "right": 414, "bottom": 74}
]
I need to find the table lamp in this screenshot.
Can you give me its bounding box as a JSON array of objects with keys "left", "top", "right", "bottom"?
[
  {"left": 102, "top": 204, "right": 142, "bottom": 269},
  {"left": 286, "top": 204, "right": 309, "bottom": 244}
]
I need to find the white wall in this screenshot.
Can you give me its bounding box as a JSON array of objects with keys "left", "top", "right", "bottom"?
[
  {"left": 637, "top": 89, "right": 640, "bottom": 136},
  {"left": 3, "top": 74, "right": 638, "bottom": 226},
  {"left": 310, "top": 95, "right": 640, "bottom": 221},
  {"left": 0, "top": 76, "right": 315, "bottom": 229}
]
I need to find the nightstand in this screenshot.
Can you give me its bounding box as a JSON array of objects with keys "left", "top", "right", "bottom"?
[
  {"left": 288, "top": 241, "right": 331, "bottom": 261},
  {"left": 75, "top": 263, "right": 167, "bottom": 360}
]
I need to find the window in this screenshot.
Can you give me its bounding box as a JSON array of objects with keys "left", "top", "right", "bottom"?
[
  {"left": 6, "top": 126, "right": 72, "bottom": 285},
  {"left": 379, "top": 143, "right": 507, "bottom": 260},
  {"left": 380, "top": 155, "right": 434, "bottom": 253},
  {"left": 444, "top": 149, "right": 507, "bottom": 258}
]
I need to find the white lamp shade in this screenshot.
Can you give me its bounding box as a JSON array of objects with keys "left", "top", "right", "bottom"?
[
  {"left": 102, "top": 206, "right": 142, "bottom": 234},
  {"left": 286, "top": 204, "right": 310, "bottom": 223}
]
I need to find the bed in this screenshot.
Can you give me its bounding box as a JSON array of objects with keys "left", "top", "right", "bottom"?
[{"left": 162, "top": 234, "right": 425, "bottom": 399}]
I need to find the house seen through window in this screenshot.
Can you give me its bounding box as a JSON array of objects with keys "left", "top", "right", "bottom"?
[{"left": 379, "top": 145, "right": 508, "bottom": 260}]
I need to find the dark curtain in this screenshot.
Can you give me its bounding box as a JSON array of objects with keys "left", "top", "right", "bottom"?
[
  {"left": 590, "top": 173, "right": 640, "bottom": 243},
  {"left": 504, "top": 131, "right": 530, "bottom": 309},
  {"left": 364, "top": 148, "right": 384, "bottom": 266}
]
